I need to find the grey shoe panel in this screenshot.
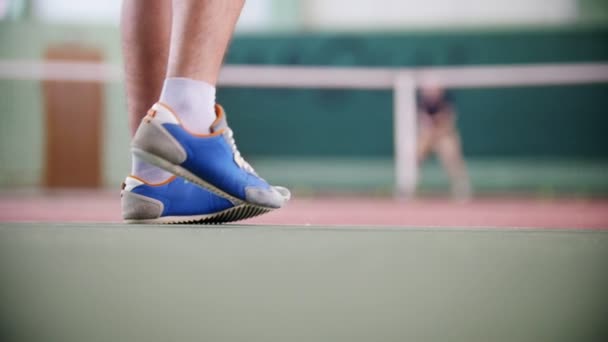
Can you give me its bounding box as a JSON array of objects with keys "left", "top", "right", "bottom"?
[
  {"left": 132, "top": 121, "right": 187, "bottom": 165},
  {"left": 211, "top": 115, "right": 228, "bottom": 133},
  {"left": 273, "top": 186, "right": 291, "bottom": 201},
  {"left": 121, "top": 191, "right": 164, "bottom": 220},
  {"left": 210, "top": 106, "right": 229, "bottom": 133},
  {"left": 245, "top": 186, "right": 286, "bottom": 209}
]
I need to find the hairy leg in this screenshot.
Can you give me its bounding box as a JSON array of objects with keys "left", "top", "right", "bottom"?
[
  {"left": 167, "top": 0, "right": 245, "bottom": 85},
  {"left": 121, "top": 0, "right": 172, "bottom": 135},
  {"left": 121, "top": 0, "right": 288, "bottom": 221}
]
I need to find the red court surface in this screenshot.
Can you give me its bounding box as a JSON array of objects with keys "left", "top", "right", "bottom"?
[{"left": 1, "top": 191, "right": 607, "bottom": 229}]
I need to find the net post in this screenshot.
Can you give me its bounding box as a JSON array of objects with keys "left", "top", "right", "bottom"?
[{"left": 393, "top": 72, "right": 418, "bottom": 198}]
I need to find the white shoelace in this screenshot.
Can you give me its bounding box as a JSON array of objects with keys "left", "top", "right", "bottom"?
[{"left": 225, "top": 128, "right": 257, "bottom": 175}]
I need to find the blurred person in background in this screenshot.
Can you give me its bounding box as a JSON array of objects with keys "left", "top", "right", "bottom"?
[{"left": 417, "top": 84, "right": 472, "bottom": 200}]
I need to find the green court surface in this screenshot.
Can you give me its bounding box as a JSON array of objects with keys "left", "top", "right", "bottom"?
[{"left": 1, "top": 223, "right": 607, "bottom": 342}]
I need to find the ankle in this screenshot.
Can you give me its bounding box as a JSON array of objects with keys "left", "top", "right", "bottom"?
[{"left": 159, "top": 77, "right": 216, "bottom": 134}]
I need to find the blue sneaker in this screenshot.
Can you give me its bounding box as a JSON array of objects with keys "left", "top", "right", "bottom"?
[
  {"left": 121, "top": 175, "right": 278, "bottom": 224},
  {"left": 130, "top": 103, "right": 290, "bottom": 211}
]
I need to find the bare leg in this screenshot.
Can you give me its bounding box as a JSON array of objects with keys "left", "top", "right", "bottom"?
[
  {"left": 417, "top": 117, "right": 440, "bottom": 165},
  {"left": 434, "top": 127, "right": 472, "bottom": 200},
  {"left": 167, "top": 0, "right": 244, "bottom": 85},
  {"left": 121, "top": 0, "right": 171, "bottom": 135},
  {"left": 121, "top": 0, "right": 288, "bottom": 221}
]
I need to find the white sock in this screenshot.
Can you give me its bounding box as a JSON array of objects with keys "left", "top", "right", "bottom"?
[
  {"left": 159, "top": 77, "right": 216, "bottom": 134},
  {"left": 130, "top": 154, "right": 173, "bottom": 184}
]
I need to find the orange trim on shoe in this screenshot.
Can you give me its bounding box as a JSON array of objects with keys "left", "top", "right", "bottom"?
[
  {"left": 211, "top": 104, "right": 226, "bottom": 128},
  {"left": 128, "top": 174, "right": 177, "bottom": 186},
  {"left": 155, "top": 102, "right": 225, "bottom": 137}
]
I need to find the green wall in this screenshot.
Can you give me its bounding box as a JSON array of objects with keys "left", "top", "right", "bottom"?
[
  {"left": 223, "top": 27, "right": 608, "bottom": 158},
  {"left": 227, "top": 28, "right": 608, "bottom": 66},
  {"left": 0, "top": 22, "right": 607, "bottom": 187},
  {"left": 219, "top": 85, "right": 608, "bottom": 159}
]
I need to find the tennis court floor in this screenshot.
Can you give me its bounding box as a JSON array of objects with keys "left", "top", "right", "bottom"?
[{"left": 1, "top": 221, "right": 607, "bottom": 342}]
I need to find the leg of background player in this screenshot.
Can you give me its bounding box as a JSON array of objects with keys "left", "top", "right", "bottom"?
[
  {"left": 435, "top": 127, "right": 472, "bottom": 200},
  {"left": 417, "top": 115, "right": 440, "bottom": 164},
  {"left": 121, "top": 0, "right": 171, "bottom": 135}
]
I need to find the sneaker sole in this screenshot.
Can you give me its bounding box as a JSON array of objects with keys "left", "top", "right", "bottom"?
[
  {"left": 124, "top": 203, "right": 271, "bottom": 224},
  {"left": 132, "top": 147, "right": 278, "bottom": 219}
]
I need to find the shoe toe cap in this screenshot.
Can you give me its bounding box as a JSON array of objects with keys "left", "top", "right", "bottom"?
[
  {"left": 245, "top": 185, "right": 290, "bottom": 209},
  {"left": 273, "top": 186, "right": 291, "bottom": 201}
]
